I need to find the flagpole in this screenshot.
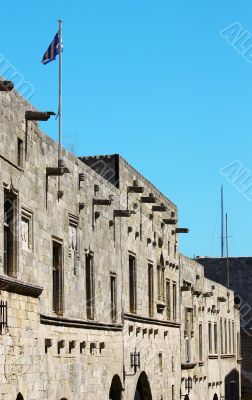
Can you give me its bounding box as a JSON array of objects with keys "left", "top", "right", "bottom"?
[{"left": 58, "top": 19, "right": 63, "bottom": 167}]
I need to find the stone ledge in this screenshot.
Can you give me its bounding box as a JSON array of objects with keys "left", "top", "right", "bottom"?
[
  {"left": 124, "top": 313, "right": 180, "bottom": 328},
  {"left": 0, "top": 274, "right": 43, "bottom": 298},
  {"left": 40, "top": 314, "right": 123, "bottom": 331}
]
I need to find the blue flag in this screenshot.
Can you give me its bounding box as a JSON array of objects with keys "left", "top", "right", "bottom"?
[{"left": 41, "top": 32, "right": 61, "bottom": 65}]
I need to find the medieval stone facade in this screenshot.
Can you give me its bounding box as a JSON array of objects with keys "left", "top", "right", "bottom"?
[{"left": 0, "top": 86, "right": 240, "bottom": 400}]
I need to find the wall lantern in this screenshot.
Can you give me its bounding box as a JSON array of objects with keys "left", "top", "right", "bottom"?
[
  {"left": 124, "top": 349, "right": 141, "bottom": 379},
  {"left": 185, "top": 377, "right": 193, "bottom": 393},
  {"left": 0, "top": 80, "right": 14, "bottom": 91}
]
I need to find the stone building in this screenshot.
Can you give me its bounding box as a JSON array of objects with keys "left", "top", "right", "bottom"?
[
  {"left": 0, "top": 84, "right": 240, "bottom": 400},
  {"left": 197, "top": 257, "right": 252, "bottom": 400}
]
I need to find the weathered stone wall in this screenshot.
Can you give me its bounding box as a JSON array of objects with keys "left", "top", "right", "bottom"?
[
  {"left": 0, "top": 87, "right": 241, "bottom": 400},
  {"left": 197, "top": 257, "right": 252, "bottom": 400}
]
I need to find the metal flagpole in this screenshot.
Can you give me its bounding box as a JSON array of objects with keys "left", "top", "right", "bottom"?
[
  {"left": 221, "top": 185, "right": 224, "bottom": 257},
  {"left": 58, "top": 19, "right": 63, "bottom": 167},
  {"left": 226, "top": 213, "right": 230, "bottom": 289}
]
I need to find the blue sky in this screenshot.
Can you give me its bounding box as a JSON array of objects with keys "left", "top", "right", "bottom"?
[{"left": 1, "top": 1, "right": 252, "bottom": 257}]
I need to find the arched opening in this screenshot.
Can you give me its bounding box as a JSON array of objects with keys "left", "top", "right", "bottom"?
[
  {"left": 16, "top": 394, "right": 24, "bottom": 400},
  {"left": 184, "top": 396, "right": 190, "bottom": 400},
  {"left": 134, "top": 372, "right": 152, "bottom": 400},
  {"left": 109, "top": 374, "right": 123, "bottom": 400},
  {"left": 213, "top": 394, "right": 218, "bottom": 400}
]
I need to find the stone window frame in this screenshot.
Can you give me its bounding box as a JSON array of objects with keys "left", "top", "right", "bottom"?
[
  {"left": 68, "top": 214, "right": 80, "bottom": 277},
  {"left": 148, "top": 262, "right": 154, "bottom": 317},
  {"left": 21, "top": 207, "right": 33, "bottom": 252},
  {"left": 199, "top": 322, "right": 203, "bottom": 361},
  {"left": 110, "top": 272, "right": 117, "bottom": 323},
  {"left": 172, "top": 281, "right": 177, "bottom": 321},
  {"left": 17, "top": 137, "right": 24, "bottom": 168},
  {"left": 85, "top": 249, "right": 95, "bottom": 320},
  {"left": 208, "top": 321, "right": 212, "bottom": 354},
  {"left": 214, "top": 322, "right": 218, "bottom": 354},
  {"left": 52, "top": 236, "right": 64, "bottom": 316},
  {"left": 129, "top": 251, "right": 137, "bottom": 314}
]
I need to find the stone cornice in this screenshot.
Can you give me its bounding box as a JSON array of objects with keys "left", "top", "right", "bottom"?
[
  {"left": 124, "top": 313, "right": 180, "bottom": 328},
  {"left": 40, "top": 314, "right": 123, "bottom": 331},
  {"left": 0, "top": 274, "right": 43, "bottom": 298}
]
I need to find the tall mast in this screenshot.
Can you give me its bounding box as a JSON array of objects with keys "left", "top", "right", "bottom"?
[
  {"left": 58, "top": 19, "right": 63, "bottom": 167},
  {"left": 221, "top": 185, "right": 224, "bottom": 257},
  {"left": 226, "top": 213, "right": 230, "bottom": 289}
]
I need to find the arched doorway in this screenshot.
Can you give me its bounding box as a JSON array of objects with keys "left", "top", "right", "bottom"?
[
  {"left": 109, "top": 374, "right": 123, "bottom": 400},
  {"left": 213, "top": 394, "right": 218, "bottom": 400},
  {"left": 134, "top": 372, "right": 152, "bottom": 400},
  {"left": 16, "top": 394, "right": 24, "bottom": 400}
]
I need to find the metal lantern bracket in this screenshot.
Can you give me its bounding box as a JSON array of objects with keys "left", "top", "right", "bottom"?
[{"left": 123, "top": 350, "right": 141, "bottom": 380}]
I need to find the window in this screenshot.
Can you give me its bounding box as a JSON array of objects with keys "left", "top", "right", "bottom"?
[
  {"left": 199, "top": 323, "right": 203, "bottom": 361},
  {"left": 232, "top": 321, "right": 235, "bottom": 354},
  {"left": 86, "top": 253, "right": 95, "bottom": 320},
  {"left": 148, "top": 264, "right": 154, "bottom": 317},
  {"left": 185, "top": 336, "right": 191, "bottom": 362},
  {"left": 110, "top": 273, "right": 117, "bottom": 322},
  {"left": 166, "top": 279, "right": 171, "bottom": 320},
  {"left": 208, "top": 322, "right": 212, "bottom": 354},
  {"left": 224, "top": 319, "right": 227, "bottom": 354},
  {"left": 220, "top": 318, "right": 223, "bottom": 354},
  {"left": 157, "top": 267, "right": 165, "bottom": 301},
  {"left": 172, "top": 282, "right": 177, "bottom": 321},
  {"left": 4, "top": 191, "right": 17, "bottom": 277},
  {"left": 21, "top": 208, "right": 33, "bottom": 251},
  {"left": 168, "top": 241, "right": 170, "bottom": 256},
  {"left": 237, "top": 331, "right": 241, "bottom": 358},
  {"left": 172, "top": 385, "right": 175, "bottom": 400},
  {"left": 52, "top": 240, "right": 64, "bottom": 316},
  {"left": 158, "top": 352, "right": 163, "bottom": 372},
  {"left": 214, "top": 322, "right": 218, "bottom": 354},
  {"left": 0, "top": 300, "right": 8, "bottom": 334},
  {"left": 228, "top": 320, "right": 231, "bottom": 354},
  {"left": 69, "top": 221, "right": 78, "bottom": 275},
  {"left": 174, "top": 243, "right": 177, "bottom": 257},
  {"left": 129, "top": 255, "right": 137, "bottom": 314},
  {"left": 172, "top": 356, "right": 175, "bottom": 372},
  {"left": 17, "top": 138, "right": 24, "bottom": 167}
]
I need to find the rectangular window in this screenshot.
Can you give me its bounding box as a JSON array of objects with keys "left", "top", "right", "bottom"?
[
  {"left": 237, "top": 331, "right": 241, "bottom": 358},
  {"left": 52, "top": 240, "right": 64, "bottom": 316},
  {"left": 158, "top": 352, "right": 163, "bottom": 372},
  {"left": 224, "top": 319, "right": 227, "bottom": 354},
  {"left": 172, "top": 385, "right": 175, "bottom": 400},
  {"left": 220, "top": 318, "right": 223, "bottom": 354},
  {"left": 208, "top": 322, "right": 212, "bottom": 354},
  {"left": 214, "top": 322, "right": 218, "bottom": 354},
  {"left": 69, "top": 222, "right": 78, "bottom": 275},
  {"left": 4, "top": 191, "right": 17, "bottom": 277},
  {"left": 166, "top": 279, "right": 171, "bottom": 320},
  {"left": 110, "top": 273, "right": 117, "bottom": 322},
  {"left": 21, "top": 208, "right": 33, "bottom": 251},
  {"left": 232, "top": 322, "right": 235, "bottom": 354},
  {"left": 228, "top": 320, "right": 231, "bottom": 354},
  {"left": 168, "top": 241, "right": 170, "bottom": 256},
  {"left": 157, "top": 266, "right": 161, "bottom": 300},
  {"left": 148, "top": 263, "right": 154, "bottom": 317},
  {"left": 86, "top": 253, "right": 95, "bottom": 320},
  {"left": 172, "top": 282, "right": 177, "bottom": 321},
  {"left": 174, "top": 243, "right": 177, "bottom": 257},
  {"left": 17, "top": 138, "right": 24, "bottom": 167},
  {"left": 199, "top": 323, "right": 203, "bottom": 361},
  {"left": 129, "top": 255, "right": 137, "bottom": 314}
]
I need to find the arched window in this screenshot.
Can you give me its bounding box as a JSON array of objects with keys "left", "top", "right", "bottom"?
[{"left": 16, "top": 394, "right": 24, "bottom": 400}]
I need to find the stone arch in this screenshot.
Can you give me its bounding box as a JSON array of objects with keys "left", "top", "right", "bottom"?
[
  {"left": 213, "top": 394, "right": 218, "bottom": 400},
  {"left": 109, "top": 374, "right": 123, "bottom": 400},
  {"left": 16, "top": 394, "right": 24, "bottom": 400},
  {"left": 134, "top": 372, "right": 152, "bottom": 400}
]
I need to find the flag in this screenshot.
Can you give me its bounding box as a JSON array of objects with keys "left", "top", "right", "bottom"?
[{"left": 41, "top": 32, "right": 61, "bottom": 65}]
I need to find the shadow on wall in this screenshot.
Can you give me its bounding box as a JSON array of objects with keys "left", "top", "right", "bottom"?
[{"left": 225, "top": 369, "right": 240, "bottom": 400}]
